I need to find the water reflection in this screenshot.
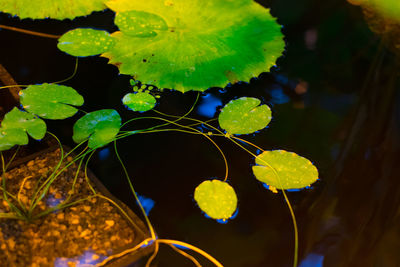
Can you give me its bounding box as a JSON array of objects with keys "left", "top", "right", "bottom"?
[{"left": 55, "top": 250, "right": 107, "bottom": 267}]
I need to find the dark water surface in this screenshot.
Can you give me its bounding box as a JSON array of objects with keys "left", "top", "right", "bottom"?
[{"left": 1, "top": 0, "right": 399, "bottom": 266}]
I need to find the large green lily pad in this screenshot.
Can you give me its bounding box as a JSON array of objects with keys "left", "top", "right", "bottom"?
[
  {"left": 0, "top": 108, "right": 46, "bottom": 151},
  {"left": 0, "top": 0, "right": 106, "bottom": 19},
  {"left": 252, "top": 150, "right": 319, "bottom": 191},
  {"left": 72, "top": 109, "right": 121, "bottom": 149},
  {"left": 58, "top": 28, "right": 115, "bottom": 57},
  {"left": 102, "top": 0, "right": 284, "bottom": 92},
  {"left": 20, "top": 83, "right": 84, "bottom": 120},
  {"left": 218, "top": 97, "right": 272, "bottom": 135},
  {"left": 194, "top": 179, "right": 237, "bottom": 220}
]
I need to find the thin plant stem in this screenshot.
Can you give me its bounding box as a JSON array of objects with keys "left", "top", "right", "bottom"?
[
  {"left": 118, "top": 116, "right": 229, "bottom": 181},
  {"left": 168, "top": 243, "right": 202, "bottom": 267},
  {"left": 157, "top": 239, "right": 224, "bottom": 267},
  {"left": 0, "top": 24, "right": 61, "bottom": 39},
  {"left": 145, "top": 241, "right": 160, "bottom": 267},
  {"left": 95, "top": 238, "right": 153, "bottom": 267},
  {"left": 113, "top": 141, "right": 157, "bottom": 240}
]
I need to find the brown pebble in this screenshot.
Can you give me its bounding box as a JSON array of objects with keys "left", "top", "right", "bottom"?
[
  {"left": 57, "top": 213, "right": 64, "bottom": 220},
  {"left": 105, "top": 220, "right": 115, "bottom": 227},
  {"left": 79, "top": 229, "right": 91, "bottom": 237},
  {"left": 82, "top": 205, "right": 91, "bottom": 212}
]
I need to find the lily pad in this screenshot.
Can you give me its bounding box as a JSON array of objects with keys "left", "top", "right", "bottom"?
[
  {"left": 252, "top": 150, "right": 318, "bottom": 191},
  {"left": 0, "top": 0, "right": 106, "bottom": 19},
  {"left": 20, "top": 83, "right": 84, "bottom": 120},
  {"left": 72, "top": 109, "right": 121, "bottom": 149},
  {"left": 0, "top": 128, "right": 27, "bottom": 151},
  {"left": 122, "top": 92, "right": 157, "bottom": 112},
  {"left": 58, "top": 28, "right": 115, "bottom": 57},
  {"left": 0, "top": 108, "right": 47, "bottom": 151},
  {"left": 1, "top": 107, "right": 47, "bottom": 140},
  {"left": 102, "top": 0, "right": 285, "bottom": 92},
  {"left": 194, "top": 179, "right": 237, "bottom": 220},
  {"left": 218, "top": 97, "right": 272, "bottom": 135}
]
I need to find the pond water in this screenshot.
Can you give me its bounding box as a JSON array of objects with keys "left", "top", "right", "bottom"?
[{"left": 1, "top": 0, "right": 399, "bottom": 266}]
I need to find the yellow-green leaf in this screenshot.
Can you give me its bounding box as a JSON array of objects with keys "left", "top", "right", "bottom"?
[
  {"left": 194, "top": 180, "right": 237, "bottom": 220},
  {"left": 252, "top": 150, "right": 318, "bottom": 191}
]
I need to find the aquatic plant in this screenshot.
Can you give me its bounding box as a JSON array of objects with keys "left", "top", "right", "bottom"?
[
  {"left": 0, "top": 0, "right": 318, "bottom": 266},
  {"left": 57, "top": 0, "right": 285, "bottom": 92}
]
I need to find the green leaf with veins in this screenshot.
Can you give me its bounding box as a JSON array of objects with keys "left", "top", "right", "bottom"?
[
  {"left": 122, "top": 92, "right": 157, "bottom": 112},
  {"left": 58, "top": 28, "right": 115, "bottom": 57},
  {"left": 20, "top": 83, "right": 84, "bottom": 120},
  {"left": 73, "top": 109, "right": 121, "bottom": 149},
  {"left": 252, "top": 150, "right": 319, "bottom": 191},
  {"left": 194, "top": 179, "right": 237, "bottom": 220},
  {"left": 218, "top": 97, "right": 272, "bottom": 135},
  {"left": 0, "top": 107, "right": 47, "bottom": 151},
  {"left": 0, "top": 0, "right": 106, "bottom": 19},
  {"left": 102, "top": 0, "right": 284, "bottom": 92}
]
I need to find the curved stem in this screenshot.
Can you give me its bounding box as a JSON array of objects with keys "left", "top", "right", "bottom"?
[
  {"left": 157, "top": 239, "right": 224, "bottom": 267},
  {"left": 118, "top": 118, "right": 229, "bottom": 181},
  {"left": 113, "top": 141, "right": 157, "bottom": 240},
  {"left": 168, "top": 243, "right": 202, "bottom": 267}
]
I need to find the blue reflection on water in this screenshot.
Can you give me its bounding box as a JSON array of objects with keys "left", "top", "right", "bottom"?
[
  {"left": 98, "top": 148, "right": 110, "bottom": 161},
  {"left": 204, "top": 208, "right": 238, "bottom": 224},
  {"left": 299, "top": 253, "right": 324, "bottom": 267},
  {"left": 172, "top": 244, "right": 190, "bottom": 250},
  {"left": 46, "top": 194, "right": 64, "bottom": 208},
  {"left": 196, "top": 93, "right": 222, "bottom": 118},
  {"left": 262, "top": 183, "right": 312, "bottom": 192},
  {"left": 270, "top": 87, "right": 290, "bottom": 104},
  {"left": 137, "top": 194, "right": 155, "bottom": 215},
  {"left": 55, "top": 250, "right": 107, "bottom": 267}
]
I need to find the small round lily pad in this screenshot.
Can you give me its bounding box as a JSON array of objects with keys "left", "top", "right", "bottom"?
[
  {"left": 122, "top": 92, "right": 157, "bottom": 112},
  {"left": 218, "top": 97, "right": 272, "bottom": 135},
  {"left": 252, "top": 150, "right": 318, "bottom": 191},
  {"left": 20, "top": 83, "right": 84, "bottom": 120},
  {"left": 58, "top": 28, "right": 115, "bottom": 57},
  {"left": 194, "top": 179, "right": 237, "bottom": 220},
  {"left": 72, "top": 109, "right": 121, "bottom": 149}
]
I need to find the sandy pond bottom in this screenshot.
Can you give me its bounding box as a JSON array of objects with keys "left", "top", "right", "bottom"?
[{"left": 0, "top": 149, "right": 139, "bottom": 267}]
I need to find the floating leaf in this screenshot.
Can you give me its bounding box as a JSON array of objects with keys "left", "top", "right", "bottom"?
[
  {"left": 20, "top": 83, "right": 84, "bottom": 120},
  {"left": 0, "top": 108, "right": 46, "bottom": 151},
  {"left": 73, "top": 109, "right": 121, "bottom": 149},
  {"left": 1, "top": 107, "right": 46, "bottom": 140},
  {"left": 0, "top": 128, "right": 28, "bottom": 151},
  {"left": 115, "top": 10, "right": 168, "bottom": 37},
  {"left": 252, "top": 150, "right": 318, "bottom": 191},
  {"left": 218, "top": 97, "right": 272, "bottom": 135},
  {"left": 102, "top": 0, "right": 285, "bottom": 92},
  {"left": 122, "top": 92, "right": 157, "bottom": 112},
  {"left": 58, "top": 28, "right": 115, "bottom": 57},
  {"left": 194, "top": 179, "right": 237, "bottom": 220},
  {"left": 0, "top": 0, "right": 106, "bottom": 19}
]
